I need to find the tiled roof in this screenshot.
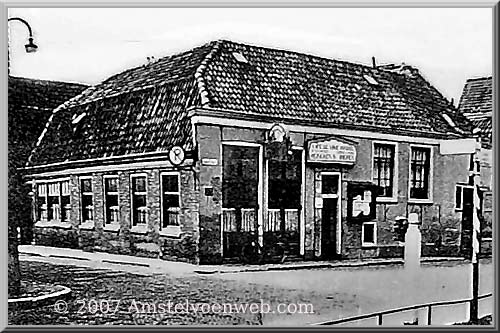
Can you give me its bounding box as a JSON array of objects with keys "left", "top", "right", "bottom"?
[
  {"left": 28, "top": 40, "right": 473, "bottom": 168},
  {"left": 457, "top": 76, "right": 492, "bottom": 148},
  {"left": 9, "top": 76, "right": 88, "bottom": 168},
  {"left": 203, "top": 41, "right": 472, "bottom": 137},
  {"left": 458, "top": 76, "right": 493, "bottom": 116}
]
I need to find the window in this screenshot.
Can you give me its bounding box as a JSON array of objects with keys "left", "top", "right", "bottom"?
[
  {"left": 47, "top": 183, "right": 60, "bottom": 221},
  {"left": 37, "top": 184, "right": 48, "bottom": 221},
  {"left": 409, "top": 147, "right": 431, "bottom": 200},
  {"left": 373, "top": 143, "right": 395, "bottom": 198},
  {"left": 36, "top": 180, "right": 70, "bottom": 222},
  {"left": 131, "top": 175, "right": 148, "bottom": 226},
  {"left": 362, "top": 222, "right": 377, "bottom": 246},
  {"left": 80, "top": 177, "right": 94, "bottom": 223},
  {"left": 60, "top": 181, "right": 71, "bottom": 222},
  {"left": 161, "top": 173, "right": 180, "bottom": 228},
  {"left": 104, "top": 176, "right": 119, "bottom": 224},
  {"left": 455, "top": 184, "right": 474, "bottom": 211},
  {"left": 267, "top": 149, "right": 302, "bottom": 233}
]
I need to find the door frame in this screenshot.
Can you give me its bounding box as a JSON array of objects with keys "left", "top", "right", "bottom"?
[
  {"left": 220, "top": 141, "right": 264, "bottom": 257},
  {"left": 320, "top": 171, "right": 342, "bottom": 256}
]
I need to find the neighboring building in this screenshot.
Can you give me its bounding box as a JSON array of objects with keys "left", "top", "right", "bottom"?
[
  {"left": 9, "top": 76, "right": 88, "bottom": 244},
  {"left": 458, "top": 76, "right": 493, "bottom": 255},
  {"left": 24, "top": 40, "right": 476, "bottom": 264}
]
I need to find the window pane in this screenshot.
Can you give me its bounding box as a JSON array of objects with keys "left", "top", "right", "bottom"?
[
  {"left": 81, "top": 179, "right": 92, "bottom": 192},
  {"left": 363, "top": 224, "right": 375, "bottom": 243},
  {"left": 373, "top": 144, "right": 394, "bottom": 197},
  {"left": 105, "top": 177, "right": 118, "bottom": 192},
  {"left": 133, "top": 176, "right": 146, "bottom": 193},
  {"left": 410, "top": 147, "right": 430, "bottom": 199},
  {"left": 82, "top": 194, "right": 93, "bottom": 222},
  {"left": 164, "top": 194, "right": 179, "bottom": 208},
  {"left": 455, "top": 186, "right": 462, "bottom": 209},
  {"left": 322, "top": 175, "right": 339, "bottom": 194},
  {"left": 163, "top": 175, "right": 179, "bottom": 193},
  {"left": 268, "top": 149, "right": 302, "bottom": 209},
  {"left": 222, "top": 145, "right": 259, "bottom": 208}
]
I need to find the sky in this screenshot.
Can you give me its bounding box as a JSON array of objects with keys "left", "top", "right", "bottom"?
[{"left": 8, "top": 7, "right": 493, "bottom": 103}]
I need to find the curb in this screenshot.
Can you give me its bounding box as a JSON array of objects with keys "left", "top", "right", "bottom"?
[
  {"left": 195, "top": 257, "right": 467, "bottom": 275},
  {"left": 8, "top": 285, "right": 72, "bottom": 310}
]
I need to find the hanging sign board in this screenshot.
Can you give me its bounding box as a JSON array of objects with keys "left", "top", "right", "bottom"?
[{"left": 307, "top": 138, "right": 356, "bottom": 164}]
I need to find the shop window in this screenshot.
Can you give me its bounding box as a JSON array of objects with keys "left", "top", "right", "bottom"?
[
  {"left": 80, "top": 177, "right": 94, "bottom": 223},
  {"left": 362, "top": 222, "right": 377, "bottom": 246},
  {"left": 131, "top": 175, "right": 148, "bottom": 226},
  {"left": 222, "top": 145, "right": 259, "bottom": 232},
  {"left": 409, "top": 146, "right": 431, "bottom": 200},
  {"left": 104, "top": 176, "right": 119, "bottom": 224},
  {"left": 267, "top": 149, "right": 302, "bottom": 233},
  {"left": 373, "top": 143, "right": 395, "bottom": 198},
  {"left": 161, "top": 172, "right": 180, "bottom": 228}
]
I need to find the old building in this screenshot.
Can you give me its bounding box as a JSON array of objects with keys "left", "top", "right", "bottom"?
[
  {"left": 24, "top": 40, "right": 477, "bottom": 264},
  {"left": 458, "top": 76, "right": 493, "bottom": 255},
  {"left": 9, "top": 76, "right": 88, "bottom": 244}
]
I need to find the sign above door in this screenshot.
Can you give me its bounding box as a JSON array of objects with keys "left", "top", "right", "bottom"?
[{"left": 307, "top": 137, "right": 357, "bottom": 164}]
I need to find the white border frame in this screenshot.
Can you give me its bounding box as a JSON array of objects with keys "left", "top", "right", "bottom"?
[
  {"left": 159, "top": 171, "right": 182, "bottom": 233},
  {"left": 78, "top": 175, "right": 94, "bottom": 226},
  {"left": 103, "top": 174, "right": 120, "bottom": 227},
  {"left": 455, "top": 183, "right": 474, "bottom": 211},
  {"left": 408, "top": 144, "right": 434, "bottom": 204},
  {"left": 371, "top": 140, "right": 399, "bottom": 203},
  {"left": 220, "top": 141, "right": 264, "bottom": 256},
  {"left": 319, "top": 171, "right": 342, "bottom": 255},
  {"left": 130, "top": 172, "right": 149, "bottom": 228},
  {"left": 361, "top": 221, "right": 377, "bottom": 247}
]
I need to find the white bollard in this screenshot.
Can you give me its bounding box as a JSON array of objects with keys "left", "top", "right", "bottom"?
[
  {"left": 404, "top": 213, "right": 422, "bottom": 270},
  {"left": 403, "top": 213, "right": 423, "bottom": 324}
]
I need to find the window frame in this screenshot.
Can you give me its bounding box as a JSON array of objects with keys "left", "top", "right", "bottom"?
[
  {"left": 79, "top": 176, "right": 94, "bottom": 225},
  {"left": 408, "top": 144, "right": 434, "bottom": 203},
  {"left": 103, "top": 175, "right": 120, "bottom": 226},
  {"left": 160, "top": 171, "right": 181, "bottom": 230},
  {"left": 455, "top": 183, "right": 474, "bottom": 211},
  {"left": 361, "top": 221, "right": 377, "bottom": 247},
  {"left": 130, "top": 173, "right": 148, "bottom": 227},
  {"left": 371, "top": 141, "right": 398, "bottom": 203}
]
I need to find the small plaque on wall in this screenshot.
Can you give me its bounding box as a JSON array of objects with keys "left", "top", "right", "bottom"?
[
  {"left": 315, "top": 197, "right": 323, "bottom": 209},
  {"left": 201, "top": 158, "right": 218, "bottom": 166}
]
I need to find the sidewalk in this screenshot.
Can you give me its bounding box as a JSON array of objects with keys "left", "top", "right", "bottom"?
[{"left": 18, "top": 245, "right": 466, "bottom": 276}]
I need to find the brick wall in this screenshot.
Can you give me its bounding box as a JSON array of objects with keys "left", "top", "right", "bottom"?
[{"left": 33, "top": 164, "right": 199, "bottom": 263}]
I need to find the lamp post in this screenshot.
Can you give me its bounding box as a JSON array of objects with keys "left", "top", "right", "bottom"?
[
  {"left": 8, "top": 17, "right": 38, "bottom": 73},
  {"left": 7, "top": 16, "right": 38, "bottom": 297}
]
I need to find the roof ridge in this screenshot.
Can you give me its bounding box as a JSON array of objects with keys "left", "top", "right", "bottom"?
[
  {"left": 194, "top": 40, "right": 223, "bottom": 106},
  {"left": 9, "top": 75, "right": 89, "bottom": 88},
  {"left": 466, "top": 76, "right": 492, "bottom": 82},
  {"left": 221, "top": 39, "right": 383, "bottom": 73}
]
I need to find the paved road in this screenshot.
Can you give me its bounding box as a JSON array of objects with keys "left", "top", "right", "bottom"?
[
  {"left": 217, "top": 259, "right": 494, "bottom": 325},
  {"left": 9, "top": 258, "right": 493, "bottom": 326}
]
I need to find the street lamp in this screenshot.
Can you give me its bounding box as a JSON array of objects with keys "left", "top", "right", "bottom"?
[{"left": 8, "top": 17, "right": 38, "bottom": 73}]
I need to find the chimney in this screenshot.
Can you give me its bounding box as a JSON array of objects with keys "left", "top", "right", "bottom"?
[{"left": 372, "top": 56, "right": 376, "bottom": 68}]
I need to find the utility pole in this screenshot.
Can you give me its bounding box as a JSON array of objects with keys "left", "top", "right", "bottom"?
[{"left": 469, "top": 137, "right": 482, "bottom": 324}]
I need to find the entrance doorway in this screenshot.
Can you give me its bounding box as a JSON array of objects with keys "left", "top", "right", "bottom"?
[{"left": 320, "top": 172, "right": 341, "bottom": 259}]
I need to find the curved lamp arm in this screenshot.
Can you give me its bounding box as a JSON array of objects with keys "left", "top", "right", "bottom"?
[{"left": 8, "top": 17, "right": 38, "bottom": 53}]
